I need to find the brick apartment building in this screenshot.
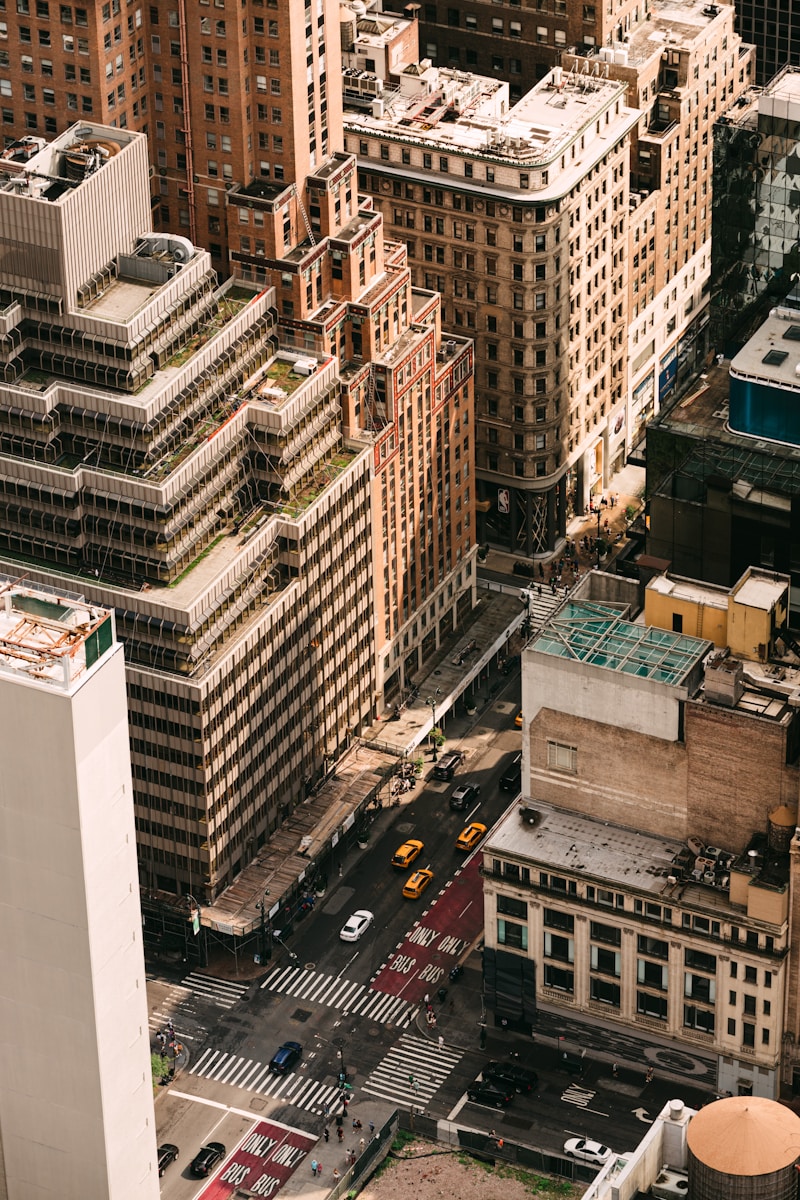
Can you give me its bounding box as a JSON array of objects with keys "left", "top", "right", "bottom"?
[{"left": 488, "top": 565, "right": 800, "bottom": 1097}]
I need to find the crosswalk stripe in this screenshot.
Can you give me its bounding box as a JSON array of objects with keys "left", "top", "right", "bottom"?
[
  {"left": 259, "top": 966, "right": 416, "bottom": 1027},
  {"left": 360, "top": 1033, "right": 463, "bottom": 1108},
  {"left": 187, "top": 1048, "right": 347, "bottom": 1115}
]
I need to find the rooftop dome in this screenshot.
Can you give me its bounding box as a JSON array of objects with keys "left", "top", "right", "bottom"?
[
  {"left": 769, "top": 804, "right": 795, "bottom": 828},
  {"left": 687, "top": 1096, "right": 800, "bottom": 1175}
]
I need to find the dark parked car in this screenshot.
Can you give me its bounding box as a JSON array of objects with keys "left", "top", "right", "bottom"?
[
  {"left": 432, "top": 750, "right": 465, "bottom": 781},
  {"left": 449, "top": 781, "right": 480, "bottom": 811},
  {"left": 190, "top": 1142, "right": 226, "bottom": 1178},
  {"left": 157, "top": 1144, "right": 179, "bottom": 1177},
  {"left": 500, "top": 752, "right": 522, "bottom": 792},
  {"left": 484, "top": 1060, "right": 538, "bottom": 1093},
  {"left": 269, "top": 1040, "right": 303, "bottom": 1074},
  {"left": 466, "top": 1079, "right": 514, "bottom": 1108}
]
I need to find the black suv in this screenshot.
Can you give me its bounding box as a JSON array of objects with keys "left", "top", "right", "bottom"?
[
  {"left": 190, "top": 1142, "right": 226, "bottom": 1177},
  {"left": 449, "top": 781, "right": 480, "bottom": 811},
  {"left": 500, "top": 752, "right": 522, "bottom": 792},
  {"left": 466, "top": 1079, "right": 514, "bottom": 1108},
  {"left": 484, "top": 1060, "right": 538, "bottom": 1094},
  {"left": 432, "top": 751, "right": 465, "bottom": 781}
]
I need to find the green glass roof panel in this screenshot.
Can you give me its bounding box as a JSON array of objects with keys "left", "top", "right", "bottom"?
[{"left": 530, "top": 601, "right": 708, "bottom": 685}]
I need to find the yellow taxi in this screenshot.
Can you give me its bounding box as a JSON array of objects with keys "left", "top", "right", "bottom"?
[
  {"left": 392, "top": 839, "right": 424, "bottom": 869},
  {"left": 402, "top": 868, "right": 434, "bottom": 899},
  {"left": 514, "top": 709, "right": 523, "bottom": 729},
  {"left": 455, "top": 822, "right": 487, "bottom": 852}
]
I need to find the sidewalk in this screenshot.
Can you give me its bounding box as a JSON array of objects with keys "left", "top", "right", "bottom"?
[{"left": 278, "top": 1098, "right": 396, "bottom": 1200}]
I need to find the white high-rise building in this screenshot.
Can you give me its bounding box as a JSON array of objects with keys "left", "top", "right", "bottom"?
[{"left": 0, "top": 580, "right": 158, "bottom": 1200}]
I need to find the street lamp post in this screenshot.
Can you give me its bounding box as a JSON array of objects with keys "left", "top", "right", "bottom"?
[{"left": 426, "top": 690, "right": 441, "bottom": 760}]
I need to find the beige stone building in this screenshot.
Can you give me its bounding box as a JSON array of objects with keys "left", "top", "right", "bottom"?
[
  {"left": 0, "top": 105, "right": 474, "bottom": 900},
  {"left": 344, "top": 56, "right": 639, "bottom": 553},
  {"left": 487, "top": 566, "right": 800, "bottom": 1097}
]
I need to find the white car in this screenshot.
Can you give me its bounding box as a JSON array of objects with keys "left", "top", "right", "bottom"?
[
  {"left": 339, "top": 909, "right": 374, "bottom": 942},
  {"left": 563, "top": 1138, "right": 613, "bottom": 1167}
]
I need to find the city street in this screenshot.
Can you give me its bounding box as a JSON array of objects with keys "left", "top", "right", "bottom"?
[{"left": 149, "top": 671, "right": 714, "bottom": 1196}]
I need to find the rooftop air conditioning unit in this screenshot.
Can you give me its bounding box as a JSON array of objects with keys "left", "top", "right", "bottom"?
[{"left": 292, "top": 357, "right": 317, "bottom": 376}]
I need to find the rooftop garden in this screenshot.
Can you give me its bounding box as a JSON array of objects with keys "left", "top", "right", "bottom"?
[{"left": 274, "top": 449, "right": 357, "bottom": 518}]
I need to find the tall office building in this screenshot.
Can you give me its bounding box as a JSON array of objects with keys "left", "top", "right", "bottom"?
[
  {"left": 344, "top": 51, "right": 638, "bottom": 552},
  {"left": 563, "top": 0, "right": 753, "bottom": 445},
  {"left": 0, "top": 581, "right": 158, "bottom": 1200},
  {"left": 712, "top": 66, "right": 800, "bottom": 351},
  {"left": 0, "top": 8, "right": 473, "bottom": 900}
]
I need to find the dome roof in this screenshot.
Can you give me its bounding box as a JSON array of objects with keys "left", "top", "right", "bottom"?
[
  {"left": 769, "top": 804, "right": 795, "bottom": 828},
  {"left": 687, "top": 1097, "right": 800, "bottom": 1175}
]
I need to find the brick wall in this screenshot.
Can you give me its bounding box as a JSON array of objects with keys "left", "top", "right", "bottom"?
[
  {"left": 685, "top": 701, "right": 799, "bottom": 853},
  {"left": 528, "top": 707, "right": 689, "bottom": 840}
]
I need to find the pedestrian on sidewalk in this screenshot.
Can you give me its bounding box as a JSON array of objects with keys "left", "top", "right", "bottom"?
[
  {"left": 337, "top": 1127, "right": 344, "bottom": 1143},
  {"left": 323, "top": 1126, "right": 329, "bottom": 1143},
  {"left": 311, "top": 1159, "right": 318, "bottom": 1176},
  {"left": 368, "top": 1121, "right": 375, "bottom": 1136},
  {"left": 438, "top": 1034, "right": 444, "bottom": 1049},
  {"left": 332, "top": 1169, "right": 340, "bottom": 1182},
  {"left": 359, "top": 1137, "right": 365, "bottom": 1153}
]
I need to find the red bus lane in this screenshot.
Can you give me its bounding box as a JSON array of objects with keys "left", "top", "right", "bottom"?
[
  {"left": 372, "top": 852, "right": 483, "bottom": 1003},
  {"left": 199, "top": 1121, "right": 315, "bottom": 1200}
]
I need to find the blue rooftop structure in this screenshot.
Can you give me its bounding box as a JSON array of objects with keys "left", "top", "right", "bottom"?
[{"left": 530, "top": 601, "right": 709, "bottom": 685}]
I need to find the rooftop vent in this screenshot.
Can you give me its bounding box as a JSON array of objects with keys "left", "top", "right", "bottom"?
[{"left": 519, "top": 805, "right": 539, "bottom": 826}]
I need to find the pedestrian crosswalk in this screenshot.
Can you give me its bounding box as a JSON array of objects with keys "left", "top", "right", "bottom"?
[
  {"left": 148, "top": 973, "right": 249, "bottom": 1040},
  {"left": 260, "top": 964, "right": 417, "bottom": 1029},
  {"left": 360, "top": 1034, "right": 463, "bottom": 1109},
  {"left": 189, "top": 1047, "right": 343, "bottom": 1115}
]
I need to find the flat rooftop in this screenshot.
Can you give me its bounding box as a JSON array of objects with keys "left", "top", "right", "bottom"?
[
  {"left": 345, "top": 64, "right": 626, "bottom": 169},
  {"left": 487, "top": 800, "right": 789, "bottom": 910},
  {"left": 488, "top": 800, "right": 686, "bottom": 894},
  {"left": 648, "top": 361, "right": 800, "bottom": 497},
  {"left": 730, "top": 306, "right": 800, "bottom": 392},
  {"left": 733, "top": 572, "right": 787, "bottom": 611},
  {"left": 530, "top": 600, "right": 709, "bottom": 685},
  {"left": 0, "top": 122, "right": 139, "bottom": 201},
  {"left": 647, "top": 572, "right": 729, "bottom": 609},
  {"left": 0, "top": 577, "right": 114, "bottom": 691},
  {"left": 622, "top": 0, "right": 737, "bottom": 66}
]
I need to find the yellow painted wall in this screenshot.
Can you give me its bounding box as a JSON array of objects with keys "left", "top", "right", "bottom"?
[{"left": 645, "top": 589, "right": 727, "bottom": 646}]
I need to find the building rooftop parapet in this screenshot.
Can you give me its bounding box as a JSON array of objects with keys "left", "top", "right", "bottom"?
[
  {"left": 486, "top": 801, "right": 790, "bottom": 928},
  {"left": 0, "top": 575, "right": 114, "bottom": 691},
  {"left": 344, "top": 63, "right": 631, "bottom": 178}
]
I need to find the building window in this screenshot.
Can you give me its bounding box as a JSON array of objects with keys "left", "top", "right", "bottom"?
[
  {"left": 544, "top": 964, "right": 574, "bottom": 992},
  {"left": 591, "top": 978, "right": 620, "bottom": 1006},
  {"left": 685, "top": 973, "right": 715, "bottom": 1004},
  {"left": 638, "top": 992, "right": 667, "bottom": 1020},
  {"left": 684, "top": 1005, "right": 715, "bottom": 1034},
  {"left": 591, "top": 946, "right": 621, "bottom": 977},
  {"left": 544, "top": 932, "right": 574, "bottom": 963},
  {"left": 498, "top": 919, "right": 527, "bottom": 950},
  {"left": 544, "top": 909, "right": 574, "bottom": 932},
  {"left": 638, "top": 959, "right": 668, "bottom": 990},
  {"left": 547, "top": 740, "right": 576, "bottom": 773},
  {"left": 638, "top": 935, "right": 668, "bottom": 958},
  {"left": 497, "top": 894, "right": 527, "bottom": 919},
  {"left": 685, "top": 948, "right": 716, "bottom": 974}
]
